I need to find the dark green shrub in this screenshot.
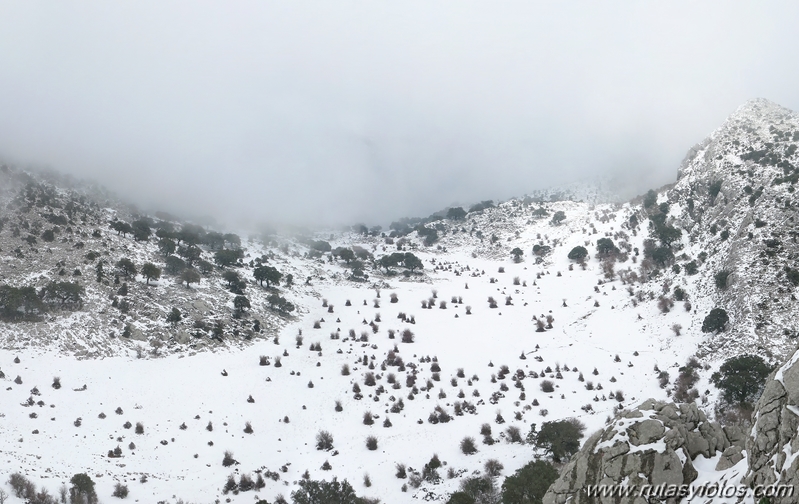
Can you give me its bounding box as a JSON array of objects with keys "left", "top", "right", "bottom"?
[
  {"left": 702, "top": 308, "right": 729, "bottom": 333},
  {"left": 501, "top": 460, "right": 558, "bottom": 504},
  {"left": 711, "top": 355, "right": 772, "bottom": 406},
  {"left": 714, "top": 270, "right": 731, "bottom": 289},
  {"left": 529, "top": 418, "right": 585, "bottom": 463},
  {"left": 567, "top": 246, "right": 588, "bottom": 261}
]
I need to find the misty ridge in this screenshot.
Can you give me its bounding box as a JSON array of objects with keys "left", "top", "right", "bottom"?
[{"left": 2, "top": 3, "right": 799, "bottom": 231}]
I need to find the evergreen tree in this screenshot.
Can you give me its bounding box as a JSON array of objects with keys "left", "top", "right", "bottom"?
[
  {"left": 179, "top": 245, "right": 202, "bottom": 267},
  {"left": 702, "top": 308, "right": 729, "bottom": 333},
  {"left": 290, "top": 478, "right": 360, "bottom": 504},
  {"left": 338, "top": 248, "right": 355, "bottom": 264},
  {"left": 551, "top": 211, "right": 566, "bottom": 224},
  {"left": 254, "top": 265, "right": 282, "bottom": 287},
  {"left": 403, "top": 253, "right": 423, "bottom": 272},
  {"left": 179, "top": 268, "right": 201, "bottom": 288},
  {"left": 158, "top": 237, "right": 176, "bottom": 256},
  {"left": 711, "top": 354, "right": 772, "bottom": 405},
  {"left": 95, "top": 260, "right": 105, "bottom": 283},
  {"left": 501, "top": 460, "right": 558, "bottom": 504},
  {"left": 115, "top": 258, "right": 137, "bottom": 278},
  {"left": 131, "top": 220, "right": 152, "bottom": 241},
  {"left": 567, "top": 246, "right": 588, "bottom": 261},
  {"left": 39, "top": 281, "right": 85, "bottom": 308},
  {"left": 447, "top": 207, "right": 467, "bottom": 220},
  {"left": 70, "top": 473, "right": 98, "bottom": 504},
  {"left": 234, "top": 295, "right": 251, "bottom": 314},
  {"left": 166, "top": 307, "right": 182, "bottom": 326},
  {"left": 165, "top": 255, "right": 187, "bottom": 275},
  {"left": 531, "top": 419, "right": 585, "bottom": 463},
  {"left": 141, "top": 263, "right": 161, "bottom": 285},
  {"left": 214, "top": 248, "right": 244, "bottom": 267}
]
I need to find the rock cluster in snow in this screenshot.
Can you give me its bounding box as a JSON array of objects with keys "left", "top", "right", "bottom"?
[
  {"left": 545, "top": 344, "right": 799, "bottom": 504},
  {"left": 543, "top": 400, "right": 745, "bottom": 504},
  {"left": 743, "top": 347, "right": 799, "bottom": 502}
]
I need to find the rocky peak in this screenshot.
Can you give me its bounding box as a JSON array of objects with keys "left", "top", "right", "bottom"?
[{"left": 665, "top": 100, "right": 799, "bottom": 360}]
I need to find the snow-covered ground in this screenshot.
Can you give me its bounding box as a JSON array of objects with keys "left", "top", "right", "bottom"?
[{"left": 1, "top": 198, "right": 717, "bottom": 503}]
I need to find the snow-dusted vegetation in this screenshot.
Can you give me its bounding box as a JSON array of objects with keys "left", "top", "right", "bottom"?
[{"left": 2, "top": 99, "right": 799, "bottom": 503}]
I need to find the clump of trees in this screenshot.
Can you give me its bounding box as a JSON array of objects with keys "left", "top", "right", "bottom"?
[
  {"left": 447, "top": 207, "right": 467, "bottom": 220},
  {"left": 378, "top": 252, "right": 423, "bottom": 274},
  {"left": 0, "top": 285, "right": 46, "bottom": 321},
  {"left": 254, "top": 265, "right": 282, "bottom": 287},
  {"left": 290, "top": 478, "right": 362, "bottom": 504},
  {"left": 214, "top": 248, "right": 244, "bottom": 268},
  {"left": 1, "top": 281, "right": 86, "bottom": 321},
  {"left": 267, "top": 293, "right": 295, "bottom": 314}
]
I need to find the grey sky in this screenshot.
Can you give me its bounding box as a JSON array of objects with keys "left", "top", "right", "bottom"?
[{"left": 1, "top": 2, "right": 798, "bottom": 228}]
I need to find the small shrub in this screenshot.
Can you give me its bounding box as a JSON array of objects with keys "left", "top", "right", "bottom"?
[
  {"left": 506, "top": 425, "right": 524, "bottom": 443},
  {"left": 112, "top": 482, "right": 129, "bottom": 498},
  {"left": 316, "top": 430, "right": 334, "bottom": 450},
  {"left": 222, "top": 450, "right": 236, "bottom": 467},
  {"left": 223, "top": 474, "right": 237, "bottom": 494},
  {"left": 366, "top": 435, "right": 378, "bottom": 450},
  {"left": 460, "top": 436, "right": 478, "bottom": 455},
  {"left": 484, "top": 458, "right": 504, "bottom": 477},
  {"left": 540, "top": 380, "right": 555, "bottom": 393},
  {"left": 363, "top": 411, "right": 374, "bottom": 425}
]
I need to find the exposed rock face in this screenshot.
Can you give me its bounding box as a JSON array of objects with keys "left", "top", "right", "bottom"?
[
  {"left": 543, "top": 400, "right": 741, "bottom": 504},
  {"left": 743, "top": 349, "right": 799, "bottom": 503},
  {"left": 544, "top": 345, "right": 799, "bottom": 504},
  {"left": 667, "top": 99, "right": 799, "bottom": 361}
]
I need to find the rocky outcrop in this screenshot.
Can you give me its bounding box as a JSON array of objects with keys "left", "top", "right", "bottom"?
[
  {"left": 543, "top": 400, "right": 742, "bottom": 504},
  {"left": 544, "top": 345, "right": 799, "bottom": 504},
  {"left": 668, "top": 99, "right": 799, "bottom": 362},
  {"left": 743, "top": 349, "right": 799, "bottom": 503}
]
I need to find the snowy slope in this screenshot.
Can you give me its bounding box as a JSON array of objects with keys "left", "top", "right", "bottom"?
[{"left": 2, "top": 98, "right": 799, "bottom": 502}]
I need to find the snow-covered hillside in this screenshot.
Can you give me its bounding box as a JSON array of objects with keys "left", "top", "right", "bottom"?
[{"left": 2, "top": 98, "right": 799, "bottom": 503}]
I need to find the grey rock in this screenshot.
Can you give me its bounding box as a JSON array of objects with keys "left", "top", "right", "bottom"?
[
  {"left": 176, "top": 330, "right": 191, "bottom": 344},
  {"left": 627, "top": 419, "right": 665, "bottom": 446},
  {"left": 543, "top": 399, "right": 739, "bottom": 504},
  {"left": 715, "top": 445, "right": 743, "bottom": 471}
]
